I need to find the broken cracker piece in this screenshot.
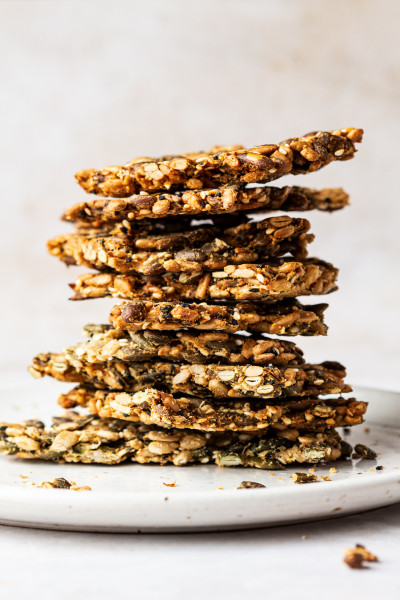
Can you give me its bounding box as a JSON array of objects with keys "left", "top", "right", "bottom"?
[
  {"left": 39, "top": 477, "right": 92, "bottom": 491},
  {"left": 290, "top": 472, "right": 318, "bottom": 484},
  {"left": 237, "top": 481, "right": 266, "bottom": 489},
  {"left": 344, "top": 544, "right": 378, "bottom": 569},
  {"left": 352, "top": 443, "right": 377, "bottom": 460}
]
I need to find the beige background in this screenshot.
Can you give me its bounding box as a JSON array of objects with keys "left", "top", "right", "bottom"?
[{"left": 1, "top": 0, "right": 399, "bottom": 389}]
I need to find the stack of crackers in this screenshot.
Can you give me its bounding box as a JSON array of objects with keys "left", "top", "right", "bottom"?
[{"left": 1, "top": 128, "right": 366, "bottom": 469}]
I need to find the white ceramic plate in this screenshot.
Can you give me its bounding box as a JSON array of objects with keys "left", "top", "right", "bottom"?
[{"left": 0, "top": 382, "right": 399, "bottom": 532}]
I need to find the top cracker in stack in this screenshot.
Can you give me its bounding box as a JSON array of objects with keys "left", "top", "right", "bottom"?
[
  {"left": 0, "top": 128, "right": 365, "bottom": 469},
  {"left": 74, "top": 128, "right": 361, "bottom": 196}
]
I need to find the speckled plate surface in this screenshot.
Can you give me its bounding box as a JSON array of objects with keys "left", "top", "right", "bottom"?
[{"left": 0, "top": 382, "right": 399, "bottom": 532}]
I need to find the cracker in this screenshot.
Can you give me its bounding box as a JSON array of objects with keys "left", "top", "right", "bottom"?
[
  {"left": 0, "top": 414, "right": 344, "bottom": 467},
  {"left": 30, "top": 354, "right": 351, "bottom": 398},
  {"left": 75, "top": 129, "right": 362, "bottom": 196},
  {"left": 67, "top": 325, "right": 306, "bottom": 366},
  {"left": 58, "top": 386, "right": 366, "bottom": 433},
  {"left": 70, "top": 257, "right": 337, "bottom": 302},
  {"left": 63, "top": 185, "right": 349, "bottom": 226},
  {"left": 48, "top": 216, "right": 313, "bottom": 274},
  {"left": 109, "top": 299, "right": 328, "bottom": 335}
]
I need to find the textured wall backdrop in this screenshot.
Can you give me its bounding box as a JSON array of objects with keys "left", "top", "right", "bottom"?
[{"left": 1, "top": 0, "right": 399, "bottom": 389}]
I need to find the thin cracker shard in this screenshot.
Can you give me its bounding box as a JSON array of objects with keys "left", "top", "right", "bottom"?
[
  {"left": 62, "top": 185, "right": 349, "bottom": 226},
  {"left": 75, "top": 128, "right": 363, "bottom": 197},
  {"left": 58, "top": 386, "right": 367, "bottom": 433},
  {"left": 0, "top": 415, "right": 345, "bottom": 468}
]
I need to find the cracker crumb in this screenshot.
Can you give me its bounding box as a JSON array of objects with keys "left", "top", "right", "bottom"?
[
  {"left": 321, "top": 475, "right": 331, "bottom": 481},
  {"left": 352, "top": 443, "right": 377, "bottom": 460},
  {"left": 162, "top": 481, "right": 176, "bottom": 487},
  {"left": 329, "top": 467, "right": 338, "bottom": 474},
  {"left": 344, "top": 544, "right": 378, "bottom": 569},
  {"left": 237, "top": 481, "right": 266, "bottom": 489},
  {"left": 39, "top": 478, "right": 91, "bottom": 491},
  {"left": 291, "top": 472, "right": 318, "bottom": 484}
]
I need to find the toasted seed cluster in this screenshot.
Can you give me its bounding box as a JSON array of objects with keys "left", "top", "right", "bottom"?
[{"left": 1, "top": 127, "right": 367, "bottom": 469}]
